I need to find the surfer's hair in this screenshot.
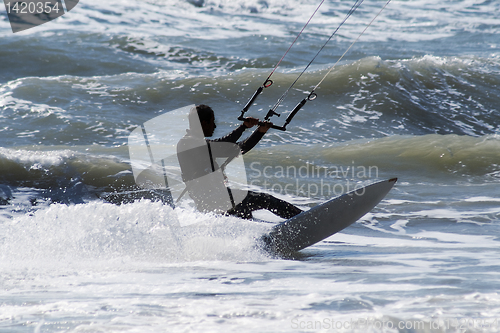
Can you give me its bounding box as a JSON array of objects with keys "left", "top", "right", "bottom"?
[{"left": 189, "top": 104, "right": 214, "bottom": 128}]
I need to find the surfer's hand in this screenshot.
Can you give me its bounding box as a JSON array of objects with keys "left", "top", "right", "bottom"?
[
  {"left": 243, "top": 117, "right": 259, "bottom": 128},
  {"left": 258, "top": 121, "right": 273, "bottom": 133}
]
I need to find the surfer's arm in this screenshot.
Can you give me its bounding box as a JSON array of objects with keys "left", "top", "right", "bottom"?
[
  {"left": 212, "top": 124, "right": 247, "bottom": 144},
  {"left": 207, "top": 118, "right": 269, "bottom": 158},
  {"left": 239, "top": 121, "right": 272, "bottom": 154},
  {"left": 211, "top": 117, "right": 260, "bottom": 145}
]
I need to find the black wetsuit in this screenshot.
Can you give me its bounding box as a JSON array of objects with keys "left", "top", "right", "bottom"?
[{"left": 177, "top": 124, "right": 302, "bottom": 219}]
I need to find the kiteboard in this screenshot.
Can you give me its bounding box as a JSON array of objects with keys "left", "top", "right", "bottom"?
[{"left": 260, "top": 178, "right": 397, "bottom": 255}]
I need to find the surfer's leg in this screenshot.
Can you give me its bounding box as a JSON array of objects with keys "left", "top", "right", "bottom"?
[
  {"left": 229, "top": 190, "right": 302, "bottom": 219},
  {"left": 258, "top": 192, "right": 302, "bottom": 219},
  {"left": 226, "top": 189, "right": 253, "bottom": 219}
]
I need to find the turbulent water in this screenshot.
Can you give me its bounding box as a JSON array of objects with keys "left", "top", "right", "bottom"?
[{"left": 1, "top": 0, "right": 500, "bottom": 332}]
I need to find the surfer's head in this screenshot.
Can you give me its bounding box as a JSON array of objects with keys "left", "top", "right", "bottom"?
[{"left": 189, "top": 104, "right": 216, "bottom": 137}]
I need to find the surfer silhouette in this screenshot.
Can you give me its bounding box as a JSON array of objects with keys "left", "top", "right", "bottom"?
[{"left": 176, "top": 104, "right": 302, "bottom": 219}]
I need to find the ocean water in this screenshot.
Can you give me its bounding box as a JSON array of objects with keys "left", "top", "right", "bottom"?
[{"left": 1, "top": 0, "right": 500, "bottom": 332}]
